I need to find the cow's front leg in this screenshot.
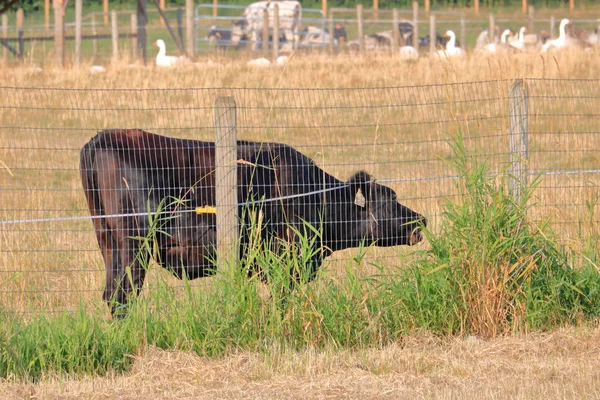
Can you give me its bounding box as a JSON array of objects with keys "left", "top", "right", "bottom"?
[{"left": 109, "top": 236, "right": 149, "bottom": 317}]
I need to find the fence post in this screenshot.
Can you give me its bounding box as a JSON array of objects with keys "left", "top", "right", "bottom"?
[
  {"left": 328, "top": 17, "right": 334, "bottom": 54},
  {"left": 214, "top": 97, "right": 239, "bottom": 279},
  {"left": 16, "top": 8, "right": 23, "bottom": 59},
  {"left": 412, "top": 1, "right": 418, "bottom": 48},
  {"left": 103, "top": 0, "right": 109, "bottom": 26},
  {"left": 357, "top": 4, "right": 364, "bottom": 54},
  {"left": 550, "top": 15, "right": 555, "bottom": 39},
  {"left": 2, "top": 14, "right": 7, "bottom": 62},
  {"left": 75, "top": 0, "right": 82, "bottom": 66},
  {"left": 273, "top": 3, "right": 279, "bottom": 60},
  {"left": 131, "top": 14, "right": 137, "bottom": 61},
  {"left": 45, "top": 0, "right": 50, "bottom": 30},
  {"left": 474, "top": 0, "right": 479, "bottom": 15},
  {"left": 177, "top": 8, "right": 184, "bottom": 49},
  {"left": 425, "top": 0, "right": 430, "bottom": 13},
  {"left": 392, "top": 8, "right": 399, "bottom": 50},
  {"left": 111, "top": 10, "right": 119, "bottom": 63},
  {"left": 212, "top": 0, "right": 218, "bottom": 18},
  {"left": 186, "top": 0, "right": 194, "bottom": 58},
  {"left": 429, "top": 14, "right": 436, "bottom": 55},
  {"left": 460, "top": 14, "right": 466, "bottom": 50},
  {"left": 489, "top": 14, "right": 495, "bottom": 44},
  {"left": 137, "top": 0, "right": 148, "bottom": 64},
  {"left": 509, "top": 79, "right": 529, "bottom": 204},
  {"left": 92, "top": 14, "right": 98, "bottom": 58},
  {"left": 53, "top": 1, "right": 64, "bottom": 67},
  {"left": 262, "top": 8, "right": 269, "bottom": 57},
  {"left": 528, "top": 6, "right": 534, "bottom": 33}
]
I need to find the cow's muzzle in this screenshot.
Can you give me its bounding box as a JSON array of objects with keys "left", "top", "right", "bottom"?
[{"left": 408, "top": 217, "right": 427, "bottom": 246}]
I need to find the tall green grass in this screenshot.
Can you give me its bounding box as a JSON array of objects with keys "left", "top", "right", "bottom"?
[{"left": 2, "top": 134, "right": 599, "bottom": 380}]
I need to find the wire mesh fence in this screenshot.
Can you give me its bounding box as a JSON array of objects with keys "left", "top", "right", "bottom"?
[{"left": 1, "top": 79, "right": 599, "bottom": 315}]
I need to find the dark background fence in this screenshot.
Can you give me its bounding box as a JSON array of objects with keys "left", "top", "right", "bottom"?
[{"left": 0, "top": 79, "right": 599, "bottom": 315}]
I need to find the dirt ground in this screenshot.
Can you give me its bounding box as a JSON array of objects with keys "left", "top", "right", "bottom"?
[{"left": 2, "top": 326, "right": 600, "bottom": 400}]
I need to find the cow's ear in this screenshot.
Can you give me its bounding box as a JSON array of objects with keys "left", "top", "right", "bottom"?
[{"left": 348, "top": 171, "right": 372, "bottom": 207}]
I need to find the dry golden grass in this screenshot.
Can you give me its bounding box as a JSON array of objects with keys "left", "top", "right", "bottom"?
[
  {"left": 2, "top": 326, "right": 600, "bottom": 399},
  {"left": 1, "top": 48, "right": 600, "bottom": 313}
]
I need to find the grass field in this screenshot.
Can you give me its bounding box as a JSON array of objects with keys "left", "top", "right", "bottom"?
[{"left": 1, "top": 48, "right": 600, "bottom": 394}]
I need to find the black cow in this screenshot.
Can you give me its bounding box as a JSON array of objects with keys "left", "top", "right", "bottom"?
[{"left": 80, "top": 129, "right": 426, "bottom": 315}]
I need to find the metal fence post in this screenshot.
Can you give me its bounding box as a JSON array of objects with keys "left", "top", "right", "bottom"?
[
  {"left": 214, "top": 97, "right": 238, "bottom": 278},
  {"left": 509, "top": 79, "right": 529, "bottom": 204}
]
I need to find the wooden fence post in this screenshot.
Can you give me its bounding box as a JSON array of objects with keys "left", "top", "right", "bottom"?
[
  {"left": 424, "top": 0, "right": 430, "bottom": 13},
  {"left": 489, "top": 14, "right": 495, "bottom": 44},
  {"left": 528, "top": 6, "right": 534, "bottom": 33},
  {"left": 75, "top": 0, "right": 82, "bottom": 66},
  {"left": 186, "top": 0, "right": 194, "bottom": 58},
  {"left": 53, "top": 1, "right": 64, "bottom": 67},
  {"left": 214, "top": 97, "right": 239, "bottom": 278},
  {"left": 16, "top": 8, "right": 23, "bottom": 59},
  {"left": 45, "top": 0, "right": 50, "bottom": 30},
  {"left": 429, "top": 14, "right": 436, "bottom": 55},
  {"left": 2, "top": 14, "right": 7, "bottom": 62},
  {"left": 177, "top": 8, "right": 184, "bottom": 48},
  {"left": 212, "top": 0, "right": 218, "bottom": 18},
  {"left": 328, "top": 17, "right": 334, "bottom": 53},
  {"left": 392, "top": 8, "right": 399, "bottom": 50},
  {"left": 357, "top": 4, "right": 364, "bottom": 54},
  {"left": 522, "top": 0, "right": 527, "bottom": 14},
  {"left": 103, "top": 0, "right": 108, "bottom": 26},
  {"left": 137, "top": 0, "right": 148, "bottom": 64},
  {"left": 131, "top": 14, "right": 137, "bottom": 61},
  {"left": 262, "top": 8, "right": 269, "bottom": 57},
  {"left": 412, "top": 1, "right": 418, "bottom": 48},
  {"left": 460, "top": 14, "right": 466, "bottom": 50},
  {"left": 273, "top": 3, "right": 279, "bottom": 60},
  {"left": 509, "top": 79, "right": 529, "bottom": 204},
  {"left": 111, "top": 10, "right": 118, "bottom": 63},
  {"left": 474, "top": 0, "right": 479, "bottom": 15},
  {"left": 160, "top": 0, "right": 165, "bottom": 26},
  {"left": 570, "top": 0, "right": 574, "bottom": 12},
  {"left": 92, "top": 14, "right": 98, "bottom": 58},
  {"left": 550, "top": 16, "right": 555, "bottom": 39}
]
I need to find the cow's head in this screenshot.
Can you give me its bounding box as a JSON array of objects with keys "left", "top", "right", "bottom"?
[{"left": 347, "top": 171, "right": 426, "bottom": 247}]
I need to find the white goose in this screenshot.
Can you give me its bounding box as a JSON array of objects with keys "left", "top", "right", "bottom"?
[
  {"left": 509, "top": 27, "right": 527, "bottom": 50},
  {"left": 436, "top": 30, "right": 464, "bottom": 58},
  {"left": 541, "top": 19, "right": 571, "bottom": 53},
  {"left": 483, "top": 29, "right": 512, "bottom": 54},
  {"left": 247, "top": 57, "right": 271, "bottom": 67},
  {"left": 154, "top": 39, "right": 184, "bottom": 67},
  {"left": 400, "top": 45, "right": 419, "bottom": 60}
]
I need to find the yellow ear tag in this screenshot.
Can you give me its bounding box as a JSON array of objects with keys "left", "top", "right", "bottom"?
[
  {"left": 354, "top": 188, "right": 366, "bottom": 208},
  {"left": 196, "top": 205, "right": 217, "bottom": 215}
]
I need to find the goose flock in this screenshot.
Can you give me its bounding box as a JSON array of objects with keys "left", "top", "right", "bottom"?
[{"left": 148, "top": 17, "right": 597, "bottom": 68}]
